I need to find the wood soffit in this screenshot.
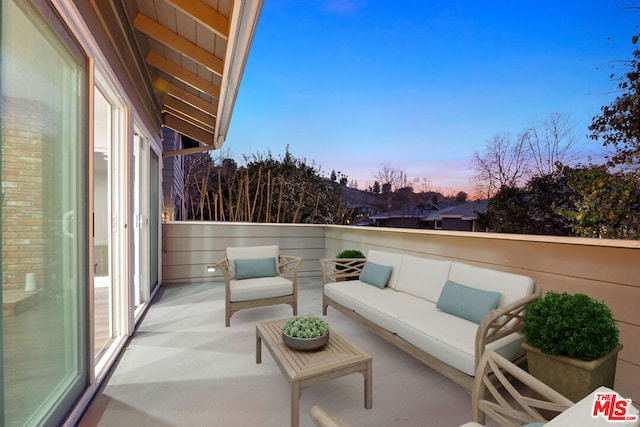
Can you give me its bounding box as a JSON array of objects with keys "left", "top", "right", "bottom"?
[{"left": 129, "top": 0, "right": 232, "bottom": 150}]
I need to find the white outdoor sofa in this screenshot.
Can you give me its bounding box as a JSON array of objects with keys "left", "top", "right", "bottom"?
[{"left": 321, "top": 250, "right": 539, "bottom": 392}]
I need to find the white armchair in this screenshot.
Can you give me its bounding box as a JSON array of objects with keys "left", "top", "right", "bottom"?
[{"left": 216, "top": 245, "right": 303, "bottom": 327}]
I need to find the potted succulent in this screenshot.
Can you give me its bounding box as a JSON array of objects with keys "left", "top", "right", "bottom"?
[
  {"left": 522, "top": 291, "right": 623, "bottom": 403},
  {"left": 282, "top": 315, "right": 330, "bottom": 351},
  {"left": 335, "top": 249, "right": 365, "bottom": 281}
]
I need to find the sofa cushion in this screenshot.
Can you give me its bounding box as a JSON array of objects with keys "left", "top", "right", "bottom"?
[
  {"left": 448, "top": 262, "right": 534, "bottom": 308},
  {"left": 324, "top": 281, "right": 384, "bottom": 311},
  {"left": 396, "top": 310, "right": 526, "bottom": 376},
  {"left": 367, "top": 250, "right": 403, "bottom": 289},
  {"left": 360, "top": 261, "right": 393, "bottom": 288},
  {"left": 234, "top": 257, "right": 278, "bottom": 280},
  {"left": 395, "top": 255, "right": 452, "bottom": 302},
  {"left": 353, "top": 292, "right": 435, "bottom": 333},
  {"left": 226, "top": 245, "right": 280, "bottom": 280},
  {"left": 436, "top": 280, "right": 501, "bottom": 324},
  {"left": 229, "top": 276, "right": 292, "bottom": 302}
]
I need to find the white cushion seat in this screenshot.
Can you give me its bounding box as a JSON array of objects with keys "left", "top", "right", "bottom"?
[
  {"left": 323, "top": 280, "right": 384, "bottom": 310},
  {"left": 353, "top": 291, "right": 434, "bottom": 334},
  {"left": 230, "top": 276, "right": 293, "bottom": 302},
  {"left": 396, "top": 310, "right": 526, "bottom": 376}
]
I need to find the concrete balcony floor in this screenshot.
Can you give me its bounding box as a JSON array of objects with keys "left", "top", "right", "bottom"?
[{"left": 79, "top": 278, "right": 496, "bottom": 427}]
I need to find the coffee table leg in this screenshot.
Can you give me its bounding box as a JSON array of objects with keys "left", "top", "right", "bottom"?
[
  {"left": 291, "top": 381, "right": 300, "bottom": 427},
  {"left": 365, "top": 359, "right": 372, "bottom": 409},
  {"left": 256, "top": 330, "right": 262, "bottom": 364}
]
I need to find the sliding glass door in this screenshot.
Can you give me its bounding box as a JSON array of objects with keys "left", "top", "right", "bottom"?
[{"left": 1, "top": 0, "right": 88, "bottom": 425}]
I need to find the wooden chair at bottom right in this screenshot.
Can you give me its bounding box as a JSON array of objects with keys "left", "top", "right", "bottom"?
[
  {"left": 310, "top": 405, "right": 350, "bottom": 427},
  {"left": 461, "top": 350, "right": 575, "bottom": 427}
]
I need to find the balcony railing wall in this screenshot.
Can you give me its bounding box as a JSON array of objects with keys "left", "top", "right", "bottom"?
[{"left": 162, "top": 222, "right": 639, "bottom": 404}]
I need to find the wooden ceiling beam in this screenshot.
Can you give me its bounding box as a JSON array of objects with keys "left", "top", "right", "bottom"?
[
  {"left": 162, "top": 95, "right": 215, "bottom": 133},
  {"left": 147, "top": 51, "right": 221, "bottom": 98},
  {"left": 163, "top": 113, "right": 215, "bottom": 147},
  {"left": 155, "top": 77, "right": 218, "bottom": 117},
  {"left": 164, "top": 0, "right": 229, "bottom": 40},
  {"left": 133, "top": 13, "right": 223, "bottom": 76}
]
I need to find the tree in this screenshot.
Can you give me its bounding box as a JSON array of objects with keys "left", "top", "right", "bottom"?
[
  {"left": 374, "top": 164, "right": 407, "bottom": 192},
  {"left": 454, "top": 191, "right": 468, "bottom": 203},
  {"left": 478, "top": 167, "right": 574, "bottom": 236},
  {"left": 555, "top": 165, "right": 640, "bottom": 239},
  {"left": 526, "top": 112, "right": 581, "bottom": 176},
  {"left": 472, "top": 132, "right": 531, "bottom": 197},
  {"left": 477, "top": 185, "right": 530, "bottom": 233},
  {"left": 479, "top": 164, "right": 640, "bottom": 239},
  {"left": 589, "top": 35, "right": 640, "bottom": 169},
  {"left": 182, "top": 152, "right": 215, "bottom": 220},
  {"left": 180, "top": 149, "right": 342, "bottom": 223}
]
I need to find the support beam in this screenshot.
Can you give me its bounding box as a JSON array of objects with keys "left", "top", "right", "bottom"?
[
  {"left": 164, "top": 113, "right": 215, "bottom": 147},
  {"left": 165, "top": 0, "right": 229, "bottom": 40},
  {"left": 162, "top": 95, "right": 215, "bottom": 133},
  {"left": 155, "top": 77, "right": 218, "bottom": 117},
  {"left": 147, "top": 51, "right": 221, "bottom": 98},
  {"left": 134, "top": 13, "right": 223, "bottom": 76},
  {"left": 163, "top": 144, "right": 218, "bottom": 157}
]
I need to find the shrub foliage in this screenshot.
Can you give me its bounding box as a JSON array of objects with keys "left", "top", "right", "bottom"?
[{"left": 524, "top": 291, "right": 619, "bottom": 361}]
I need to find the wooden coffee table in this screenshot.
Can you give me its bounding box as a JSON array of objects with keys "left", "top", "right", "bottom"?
[{"left": 256, "top": 318, "right": 372, "bottom": 427}]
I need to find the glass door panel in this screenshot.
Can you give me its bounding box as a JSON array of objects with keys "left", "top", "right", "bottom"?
[
  {"left": 93, "top": 87, "right": 113, "bottom": 358},
  {"left": 2, "top": 1, "right": 88, "bottom": 425},
  {"left": 133, "top": 134, "right": 148, "bottom": 310}
]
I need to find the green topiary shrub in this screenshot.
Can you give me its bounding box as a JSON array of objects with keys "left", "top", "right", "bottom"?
[
  {"left": 335, "top": 249, "right": 365, "bottom": 271},
  {"left": 282, "top": 315, "right": 329, "bottom": 339},
  {"left": 336, "top": 249, "right": 365, "bottom": 259},
  {"left": 524, "top": 291, "right": 619, "bottom": 361}
]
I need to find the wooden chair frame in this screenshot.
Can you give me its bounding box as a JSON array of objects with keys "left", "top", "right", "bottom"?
[
  {"left": 310, "top": 405, "right": 350, "bottom": 427},
  {"left": 216, "top": 254, "right": 303, "bottom": 327},
  {"left": 471, "top": 350, "right": 574, "bottom": 426}
]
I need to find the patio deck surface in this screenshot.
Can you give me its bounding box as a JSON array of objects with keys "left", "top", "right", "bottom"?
[{"left": 79, "top": 278, "right": 498, "bottom": 427}]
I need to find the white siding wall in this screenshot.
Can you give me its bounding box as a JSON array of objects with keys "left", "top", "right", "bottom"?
[{"left": 162, "top": 222, "right": 326, "bottom": 284}]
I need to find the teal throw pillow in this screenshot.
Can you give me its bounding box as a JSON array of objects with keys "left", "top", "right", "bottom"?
[
  {"left": 360, "top": 261, "right": 393, "bottom": 289},
  {"left": 436, "top": 280, "right": 501, "bottom": 324},
  {"left": 522, "top": 423, "right": 546, "bottom": 427},
  {"left": 234, "top": 257, "right": 278, "bottom": 280}
]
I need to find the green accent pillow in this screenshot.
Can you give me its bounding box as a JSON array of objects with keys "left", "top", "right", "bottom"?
[
  {"left": 234, "top": 257, "right": 278, "bottom": 280},
  {"left": 522, "top": 423, "right": 546, "bottom": 427},
  {"left": 360, "top": 261, "right": 393, "bottom": 288},
  {"left": 436, "top": 280, "right": 501, "bottom": 324}
]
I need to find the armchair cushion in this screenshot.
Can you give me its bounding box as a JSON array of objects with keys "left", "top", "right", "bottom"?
[
  {"left": 360, "top": 261, "right": 393, "bottom": 288},
  {"left": 230, "top": 276, "right": 293, "bottom": 302},
  {"left": 436, "top": 280, "right": 501, "bottom": 324},
  {"left": 226, "top": 245, "right": 280, "bottom": 279},
  {"left": 234, "top": 257, "right": 278, "bottom": 280}
]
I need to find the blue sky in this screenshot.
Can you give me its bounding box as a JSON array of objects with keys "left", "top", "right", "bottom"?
[{"left": 227, "top": 1, "right": 638, "bottom": 194}]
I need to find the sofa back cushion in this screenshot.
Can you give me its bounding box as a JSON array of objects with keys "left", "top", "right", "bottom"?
[
  {"left": 367, "top": 250, "right": 403, "bottom": 289},
  {"left": 360, "top": 261, "right": 393, "bottom": 288},
  {"left": 395, "top": 255, "right": 452, "bottom": 302},
  {"left": 226, "top": 245, "right": 280, "bottom": 280},
  {"left": 436, "top": 280, "right": 502, "bottom": 323},
  {"left": 448, "top": 262, "right": 534, "bottom": 308}
]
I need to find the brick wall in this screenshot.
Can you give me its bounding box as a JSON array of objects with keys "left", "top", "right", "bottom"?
[{"left": 2, "top": 96, "right": 46, "bottom": 291}]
